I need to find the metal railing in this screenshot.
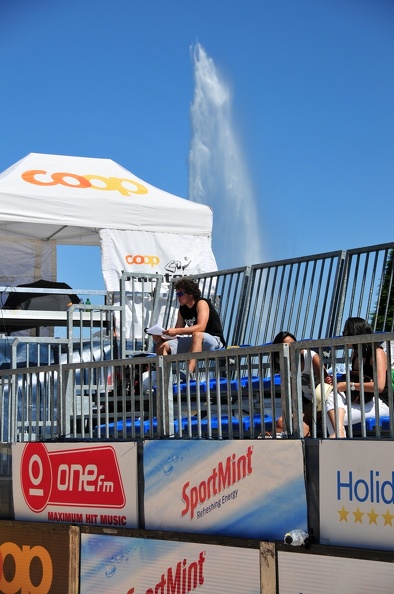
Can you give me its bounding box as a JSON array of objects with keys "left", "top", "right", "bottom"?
[
  {"left": 332, "top": 243, "right": 394, "bottom": 336},
  {"left": 119, "top": 271, "right": 164, "bottom": 356},
  {"left": 288, "top": 333, "right": 394, "bottom": 439},
  {"left": 1, "top": 241, "right": 393, "bottom": 356},
  {"left": 240, "top": 250, "right": 345, "bottom": 344},
  {"left": 1, "top": 332, "right": 393, "bottom": 442},
  {"left": 1, "top": 241, "right": 394, "bottom": 442}
]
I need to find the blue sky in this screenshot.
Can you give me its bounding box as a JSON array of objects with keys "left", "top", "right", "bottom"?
[{"left": 1, "top": 0, "right": 393, "bottom": 292}]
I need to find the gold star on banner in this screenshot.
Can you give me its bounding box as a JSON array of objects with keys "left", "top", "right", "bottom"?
[
  {"left": 382, "top": 509, "right": 394, "bottom": 527},
  {"left": 338, "top": 506, "right": 349, "bottom": 522},
  {"left": 353, "top": 507, "right": 364, "bottom": 523},
  {"left": 367, "top": 508, "right": 379, "bottom": 525}
]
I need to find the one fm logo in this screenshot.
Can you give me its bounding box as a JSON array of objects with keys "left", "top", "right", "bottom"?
[{"left": 20, "top": 442, "right": 126, "bottom": 512}]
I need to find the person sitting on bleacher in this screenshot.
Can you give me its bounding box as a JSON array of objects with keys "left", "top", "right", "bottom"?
[
  {"left": 153, "top": 278, "right": 226, "bottom": 373},
  {"left": 273, "top": 331, "right": 332, "bottom": 437},
  {"left": 325, "top": 317, "right": 389, "bottom": 438}
]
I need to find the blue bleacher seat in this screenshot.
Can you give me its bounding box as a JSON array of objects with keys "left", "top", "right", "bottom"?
[
  {"left": 185, "top": 415, "right": 241, "bottom": 436},
  {"left": 172, "top": 374, "right": 280, "bottom": 395},
  {"left": 352, "top": 416, "right": 390, "bottom": 433},
  {"left": 98, "top": 417, "right": 158, "bottom": 437},
  {"left": 172, "top": 376, "right": 251, "bottom": 395},
  {"left": 242, "top": 413, "right": 273, "bottom": 433},
  {"left": 98, "top": 414, "right": 243, "bottom": 438}
]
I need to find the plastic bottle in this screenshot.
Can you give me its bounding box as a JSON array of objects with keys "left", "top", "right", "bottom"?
[
  {"left": 284, "top": 529, "right": 309, "bottom": 546},
  {"left": 276, "top": 431, "right": 288, "bottom": 439},
  {"left": 85, "top": 298, "right": 91, "bottom": 310}
]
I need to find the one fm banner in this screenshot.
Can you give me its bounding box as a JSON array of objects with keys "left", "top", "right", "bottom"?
[
  {"left": 320, "top": 441, "right": 394, "bottom": 550},
  {"left": 80, "top": 533, "right": 260, "bottom": 594},
  {"left": 12, "top": 442, "right": 138, "bottom": 528},
  {"left": 143, "top": 440, "right": 307, "bottom": 540}
]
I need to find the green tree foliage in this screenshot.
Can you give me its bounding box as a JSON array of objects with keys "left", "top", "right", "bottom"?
[{"left": 371, "top": 249, "right": 394, "bottom": 331}]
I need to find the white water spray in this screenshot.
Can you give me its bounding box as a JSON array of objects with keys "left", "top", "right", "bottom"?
[{"left": 189, "top": 43, "right": 263, "bottom": 268}]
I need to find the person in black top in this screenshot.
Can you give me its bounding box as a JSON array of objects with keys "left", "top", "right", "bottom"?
[
  {"left": 325, "top": 317, "right": 389, "bottom": 437},
  {"left": 153, "top": 278, "right": 225, "bottom": 372}
]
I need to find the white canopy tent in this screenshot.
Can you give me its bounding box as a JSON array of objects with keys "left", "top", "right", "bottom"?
[{"left": 0, "top": 153, "right": 217, "bottom": 289}]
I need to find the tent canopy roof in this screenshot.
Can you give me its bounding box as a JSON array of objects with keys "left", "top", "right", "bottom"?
[{"left": 0, "top": 153, "right": 213, "bottom": 245}]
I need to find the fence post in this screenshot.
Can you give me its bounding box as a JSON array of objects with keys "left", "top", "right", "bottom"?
[
  {"left": 155, "top": 355, "right": 174, "bottom": 437},
  {"left": 234, "top": 266, "right": 252, "bottom": 345},
  {"left": 288, "top": 342, "right": 304, "bottom": 438},
  {"left": 61, "top": 364, "right": 75, "bottom": 438},
  {"left": 279, "top": 343, "right": 292, "bottom": 436}
]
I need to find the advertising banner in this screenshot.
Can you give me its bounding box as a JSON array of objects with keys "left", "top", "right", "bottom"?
[
  {"left": 144, "top": 440, "right": 307, "bottom": 540},
  {"left": 320, "top": 441, "right": 394, "bottom": 550},
  {"left": 100, "top": 229, "right": 218, "bottom": 339},
  {"left": 12, "top": 441, "right": 138, "bottom": 528},
  {"left": 278, "top": 550, "right": 394, "bottom": 593},
  {"left": 0, "top": 520, "right": 79, "bottom": 594},
  {"left": 100, "top": 228, "right": 218, "bottom": 290},
  {"left": 80, "top": 532, "right": 260, "bottom": 594}
]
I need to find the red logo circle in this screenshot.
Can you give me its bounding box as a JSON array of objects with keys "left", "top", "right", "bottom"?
[{"left": 21, "top": 443, "right": 52, "bottom": 512}]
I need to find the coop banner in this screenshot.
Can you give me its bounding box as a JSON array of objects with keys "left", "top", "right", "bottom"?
[
  {"left": 12, "top": 442, "right": 138, "bottom": 528},
  {"left": 80, "top": 532, "right": 260, "bottom": 594},
  {"left": 100, "top": 229, "right": 218, "bottom": 339},
  {"left": 320, "top": 441, "right": 394, "bottom": 550},
  {"left": 0, "top": 520, "right": 79, "bottom": 594},
  {"left": 143, "top": 440, "right": 307, "bottom": 540},
  {"left": 100, "top": 228, "right": 217, "bottom": 290}
]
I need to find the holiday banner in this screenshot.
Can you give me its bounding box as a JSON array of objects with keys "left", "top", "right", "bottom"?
[{"left": 320, "top": 440, "right": 394, "bottom": 550}]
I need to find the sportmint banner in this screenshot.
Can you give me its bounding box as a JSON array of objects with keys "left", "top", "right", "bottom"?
[
  {"left": 80, "top": 533, "right": 260, "bottom": 593},
  {"left": 143, "top": 440, "right": 307, "bottom": 540}
]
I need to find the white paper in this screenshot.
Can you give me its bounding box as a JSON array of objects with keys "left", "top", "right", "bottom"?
[{"left": 145, "top": 323, "right": 167, "bottom": 336}]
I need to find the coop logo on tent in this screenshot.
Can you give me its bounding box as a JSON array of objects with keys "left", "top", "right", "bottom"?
[
  {"left": 20, "top": 442, "right": 126, "bottom": 512},
  {"left": 22, "top": 169, "right": 148, "bottom": 196},
  {"left": 125, "top": 254, "right": 160, "bottom": 267},
  {"left": 123, "top": 255, "right": 193, "bottom": 271}
]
